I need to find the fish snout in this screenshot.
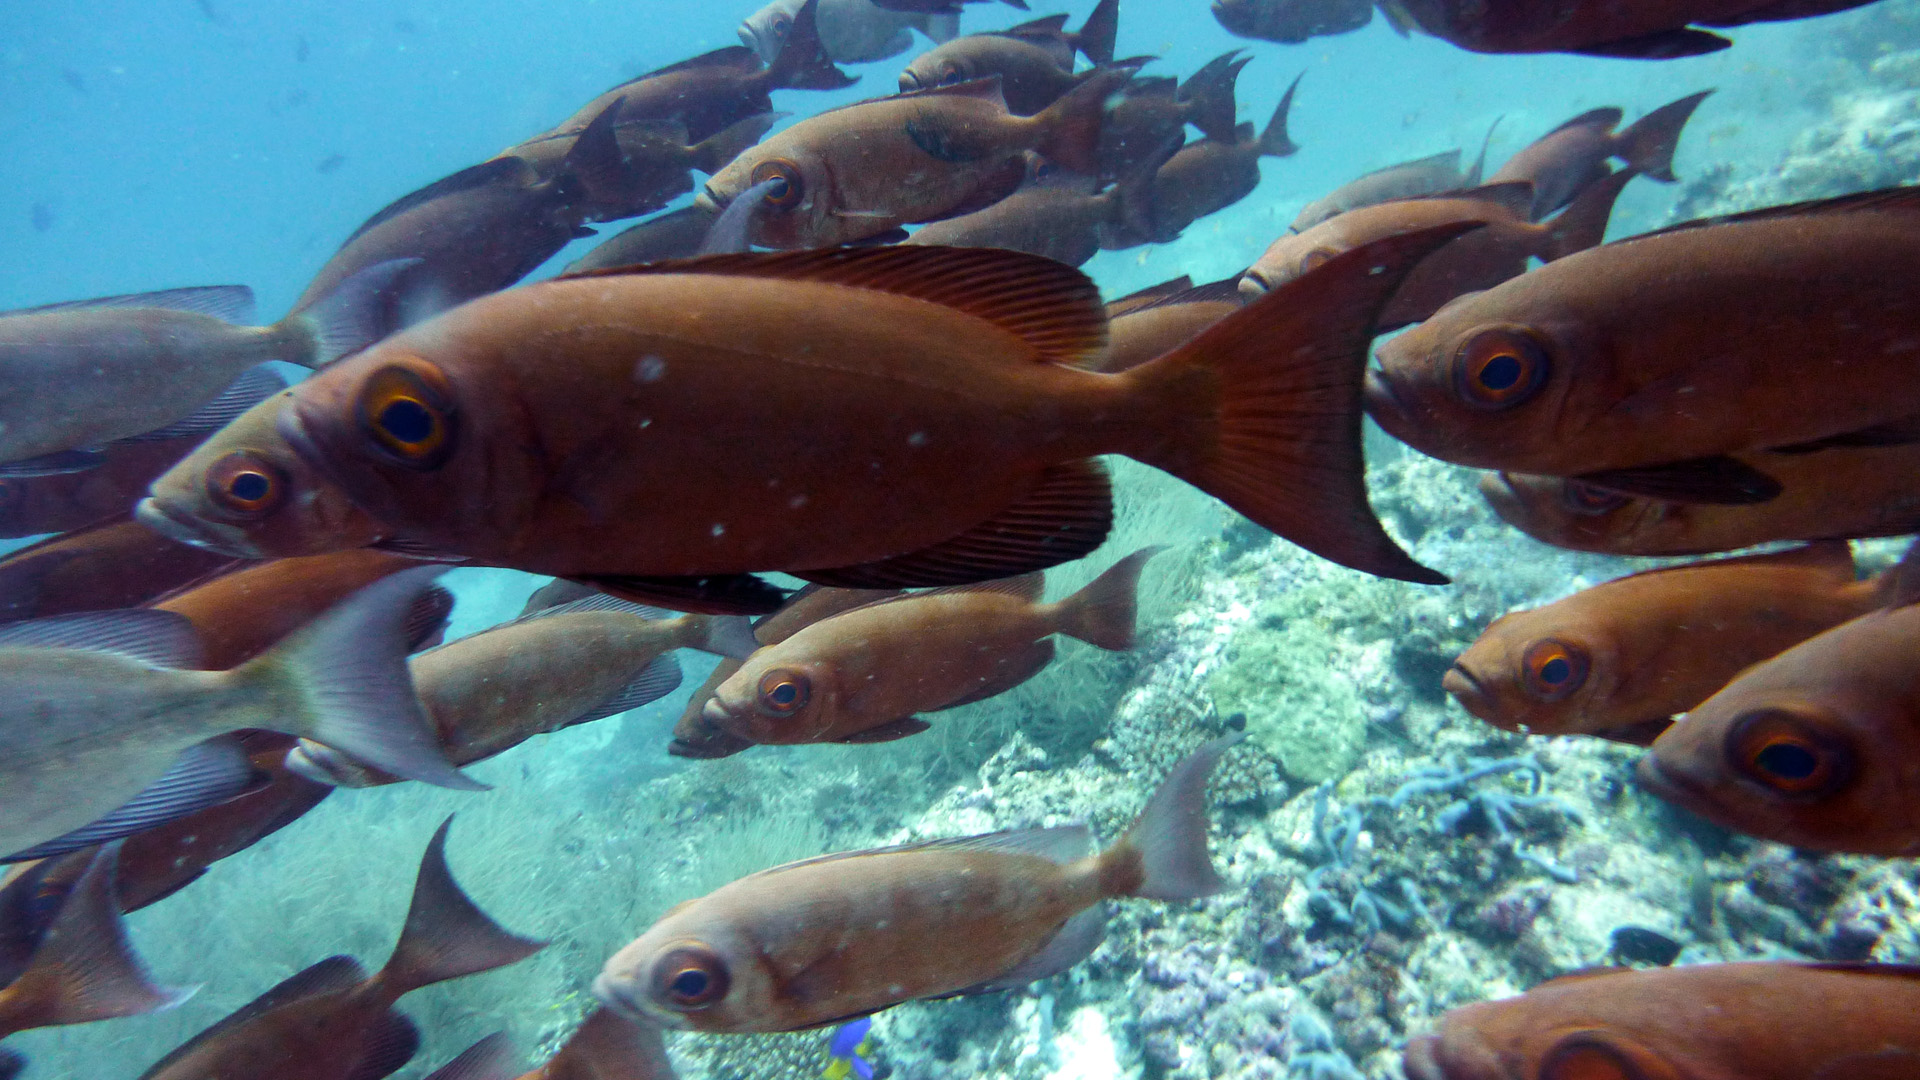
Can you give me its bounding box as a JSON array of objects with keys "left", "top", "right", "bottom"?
[
  {"left": 592, "top": 971, "right": 655, "bottom": 1024},
  {"left": 695, "top": 183, "right": 727, "bottom": 215},
  {"left": 1362, "top": 368, "right": 1412, "bottom": 430},
  {"left": 135, "top": 495, "right": 260, "bottom": 558},
  {"left": 1402, "top": 1035, "right": 1448, "bottom": 1080},
  {"left": 1440, "top": 662, "right": 1494, "bottom": 718},
  {"left": 1237, "top": 270, "right": 1272, "bottom": 299},
  {"left": 1402, "top": 1030, "right": 1507, "bottom": 1080}
]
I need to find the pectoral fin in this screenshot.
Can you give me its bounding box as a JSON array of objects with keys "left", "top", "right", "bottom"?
[
  {"left": 834, "top": 716, "right": 931, "bottom": 743},
  {"left": 1573, "top": 456, "right": 1781, "bottom": 505}
]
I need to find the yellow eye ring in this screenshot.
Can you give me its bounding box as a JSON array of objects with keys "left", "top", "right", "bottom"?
[
  {"left": 356, "top": 361, "right": 456, "bottom": 470},
  {"left": 205, "top": 451, "right": 287, "bottom": 519}
]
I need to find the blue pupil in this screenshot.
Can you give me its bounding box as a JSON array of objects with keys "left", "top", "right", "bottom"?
[
  {"left": 1539, "top": 657, "right": 1570, "bottom": 684},
  {"left": 1755, "top": 742, "right": 1818, "bottom": 780},
  {"left": 379, "top": 398, "right": 434, "bottom": 444},
  {"left": 230, "top": 472, "right": 271, "bottom": 502},
  {"left": 671, "top": 969, "right": 709, "bottom": 997},
  {"left": 1479, "top": 354, "right": 1523, "bottom": 391},
  {"left": 769, "top": 682, "right": 798, "bottom": 706}
]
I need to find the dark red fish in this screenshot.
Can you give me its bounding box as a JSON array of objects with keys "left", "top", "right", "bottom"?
[
  {"left": 512, "top": 1008, "right": 675, "bottom": 1080},
  {"left": 1213, "top": 0, "right": 1374, "bottom": 43},
  {"left": 564, "top": 206, "right": 717, "bottom": 274},
  {"left": 899, "top": 0, "right": 1119, "bottom": 114},
  {"left": 1379, "top": 0, "right": 1879, "bottom": 56},
  {"left": 0, "top": 514, "right": 236, "bottom": 622},
  {"left": 1095, "top": 53, "right": 1244, "bottom": 182},
  {"left": 905, "top": 158, "right": 1152, "bottom": 266},
  {"left": 1109, "top": 72, "right": 1299, "bottom": 245},
  {"left": 1488, "top": 91, "right": 1710, "bottom": 218}
]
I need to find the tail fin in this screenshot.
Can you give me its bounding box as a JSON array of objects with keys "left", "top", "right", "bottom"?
[
  {"left": 544, "top": 1008, "right": 678, "bottom": 1080},
  {"left": 1053, "top": 546, "right": 1162, "bottom": 651},
  {"left": 424, "top": 1032, "right": 520, "bottom": 1080},
  {"left": 1034, "top": 67, "right": 1129, "bottom": 176},
  {"left": 235, "top": 566, "right": 482, "bottom": 791},
  {"left": 1616, "top": 89, "right": 1712, "bottom": 183},
  {"left": 1178, "top": 50, "right": 1244, "bottom": 143},
  {"left": 1466, "top": 114, "right": 1503, "bottom": 186},
  {"left": 563, "top": 98, "right": 632, "bottom": 199},
  {"left": 690, "top": 112, "right": 782, "bottom": 176},
  {"left": 683, "top": 615, "right": 760, "bottom": 660},
  {"left": 1121, "top": 224, "right": 1480, "bottom": 584},
  {"left": 379, "top": 817, "right": 546, "bottom": 999},
  {"left": 1540, "top": 166, "right": 1636, "bottom": 262},
  {"left": 286, "top": 257, "right": 420, "bottom": 366},
  {"left": 1074, "top": 0, "right": 1120, "bottom": 64},
  {"left": 924, "top": 11, "right": 961, "bottom": 42},
  {"left": 0, "top": 844, "right": 194, "bottom": 1035},
  {"left": 1098, "top": 733, "right": 1243, "bottom": 901},
  {"left": 767, "top": 0, "right": 857, "bottom": 90},
  {"left": 1260, "top": 72, "right": 1301, "bottom": 158}
]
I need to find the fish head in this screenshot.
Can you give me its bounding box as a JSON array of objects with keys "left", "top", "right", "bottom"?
[
  {"left": 597, "top": 917, "right": 775, "bottom": 1032},
  {"left": 138, "top": 391, "right": 384, "bottom": 559},
  {"left": 1368, "top": 284, "right": 1597, "bottom": 470},
  {"left": 698, "top": 142, "right": 831, "bottom": 250},
  {"left": 1446, "top": 611, "right": 1610, "bottom": 737},
  {"left": 1638, "top": 671, "right": 1908, "bottom": 853},
  {"left": 1239, "top": 230, "right": 1341, "bottom": 299},
  {"left": 1476, "top": 472, "right": 1674, "bottom": 555},
  {"left": 739, "top": 0, "right": 806, "bottom": 65},
  {"left": 284, "top": 737, "right": 389, "bottom": 788},
  {"left": 899, "top": 46, "right": 971, "bottom": 93},
  {"left": 706, "top": 649, "right": 839, "bottom": 744},
  {"left": 1407, "top": 1013, "right": 1691, "bottom": 1080}
]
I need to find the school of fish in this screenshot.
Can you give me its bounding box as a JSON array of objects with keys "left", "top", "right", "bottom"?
[{"left": 3, "top": 0, "right": 1917, "bottom": 1074}]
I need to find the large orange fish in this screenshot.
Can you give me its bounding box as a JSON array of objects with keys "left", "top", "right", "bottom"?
[
  {"left": 704, "top": 547, "right": 1156, "bottom": 746},
  {"left": 1481, "top": 447, "right": 1920, "bottom": 556},
  {"left": 1445, "top": 542, "right": 1879, "bottom": 745},
  {"left": 696, "top": 73, "right": 1122, "bottom": 248},
  {"left": 1404, "top": 962, "right": 1920, "bottom": 1080},
  {"left": 1368, "top": 188, "right": 1920, "bottom": 506},
  {"left": 0, "top": 514, "right": 236, "bottom": 622},
  {"left": 136, "top": 818, "right": 544, "bottom": 1080},
  {"left": 265, "top": 233, "right": 1474, "bottom": 614},
  {"left": 1487, "top": 92, "right": 1709, "bottom": 218},
  {"left": 594, "top": 734, "right": 1238, "bottom": 1032},
  {"left": 1241, "top": 171, "right": 1631, "bottom": 331},
  {"left": 1638, "top": 560, "right": 1920, "bottom": 855},
  {"left": 1378, "top": 0, "right": 1880, "bottom": 57}
]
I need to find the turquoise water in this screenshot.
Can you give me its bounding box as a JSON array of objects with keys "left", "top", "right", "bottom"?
[{"left": 1, "top": 0, "right": 1918, "bottom": 1077}]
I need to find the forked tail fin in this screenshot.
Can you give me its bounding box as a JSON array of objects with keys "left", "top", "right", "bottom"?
[
  {"left": 1053, "top": 546, "right": 1163, "bottom": 651},
  {"left": 1098, "top": 733, "right": 1243, "bottom": 900},
  {"left": 1617, "top": 89, "right": 1712, "bottom": 183},
  {"left": 378, "top": 817, "right": 546, "bottom": 1000}
]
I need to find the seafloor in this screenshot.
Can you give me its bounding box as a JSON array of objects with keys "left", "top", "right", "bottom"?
[{"left": 14, "top": 4, "right": 1920, "bottom": 1078}]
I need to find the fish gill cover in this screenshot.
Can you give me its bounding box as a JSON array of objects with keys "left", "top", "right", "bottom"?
[{"left": 2, "top": 0, "right": 1920, "bottom": 1077}]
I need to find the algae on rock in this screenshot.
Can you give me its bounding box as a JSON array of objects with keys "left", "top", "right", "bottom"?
[{"left": 1211, "top": 609, "right": 1367, "bottom": 785}]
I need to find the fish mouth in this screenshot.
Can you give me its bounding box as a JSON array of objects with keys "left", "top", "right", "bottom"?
[
  {"left": 1361, "top": 368, "right": 1412, "bottom": 433},
  {"left": 701, "top": 696, "right": 745, "bottom": 734},
  {"left": 1402, "top": 1035, "right": 1448, "bottom": 1080},
  {"left": 695, "top": 183, "right": 727, "bottom": 215},
  {"left": 592, "top": 972, "right": 685, "bottom": 1030},
  {"left": 1440, "top": 662, "right": 1493, "bottom": 718},
  {"left": 1632, "top": 751, "right": 1715, "bottom": 817},
  {"left": 134, "top": 496, "right": 260, "bottom": 559}
]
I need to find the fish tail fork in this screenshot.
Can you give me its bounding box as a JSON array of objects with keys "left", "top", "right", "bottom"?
[
  {"left": 1099, "top": 732, "right": 1243, "bottom": 901},
  {"left": 377, "top": 817, "right": 546, "bottom": 999}
]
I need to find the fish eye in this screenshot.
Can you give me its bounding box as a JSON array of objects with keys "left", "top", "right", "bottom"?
[
  {"left": 1561, "top": 480, "right": 1629, "bottom": 516},
  {"left": 1298, "top": 247, "right": 1337, "bottom": 274},
  {"left": 356, "top": 360, "right": 456, "bottom": 470},
  {"left": 1452, "top": 327, "right": 1549, "bottom": 410},
  {"left": 1727, "top": 709, "right": 1855, "bottom": 797},
  {"left": 757, "top": 669, "right": 810, "bottom": 714},
  {"left": 205, "top": 451, "right": 288, "bottom": 518},
  {"left": 939, "top": 60, "right": 964, "bottom": 83},
  {"left": 749, "top": 159, "right": 804, "bottom": 209},
  {"left": 651, "top": 942, "right": 730, "bottom": 1010},
  {"left": 1540, "top": 1036, "right": 1642, "bottom": 1080},
  {"left": 771, "top": 14, "right": 791, "bottom": 35},
  {"left": 1521, "top": 638, "right": 1587, "bottom": 701}
]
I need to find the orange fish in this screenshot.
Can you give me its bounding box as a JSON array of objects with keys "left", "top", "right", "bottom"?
[
  {"left": 1368, "top": 188, "right": 1920, "bottom": 506},
  {"left": 285, "top": 595, "right": 756, "bottom": 786},
  {"left": 138, "top": 818, "right": 543, "bottom": 1080},
  {"left": 696, "top": 73, "right": 1122, "bottom": 248},
  {"left": 1404, "top": 962, "right": 1920, "bottom": 1080},
  {"left": 1487, "top": 92, "right": 1709, "bottom": 218},
  {"left": 1095, "top": 54, "right": 1245, "bottom": 182},
  {"left": 1241, "top": 171, "right": 1630, "bottom": 331},
  {"left": 672, "top": 583, "right": 900, "bottom": 759},
  {"left": 1445, "top": 542, "right": 1879, "bottom": 745},
  {"left": 898, "top": 0, "right": 1119, "bottom": 114},
  {"left": 1481, "top": 448, "right": 1920, "bottom": 557},
  {"left": 1379, "top": 0, "right": 1879, "bottom": 56},
  {"left": 594, "top": 734, "right": 1238, "bottom": 1032},
  {"left": 705, "top": 548, "right": 1156, "bottom": 746},
  {"left": 265, "top": 233, "right": 1474, "bottom": 614},
  {"left": 1638, "top": 559, "right": 1920, "bottom": 855},
  {"left": 138, "top": 390, "right": 390, "bottom": 560},
  {"left": 513, "top": 1008, "right": 676, "bottom": 1080},
  {"left": 0, "top": 514, "right": 236, "bottom": 622},
  {"left": 1093, "top": 278, "right": 1241, "bottom": 373}
]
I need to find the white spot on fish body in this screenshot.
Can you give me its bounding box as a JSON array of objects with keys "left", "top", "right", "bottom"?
[
  {"left": 712, "top": 523, "right": 726, "bottom": 537},
  {"left": 634, "top": 355, "right": 667, "bottom": 383},
  {"left": 907, "top": 431, "right": 927, "bottom": 447}
]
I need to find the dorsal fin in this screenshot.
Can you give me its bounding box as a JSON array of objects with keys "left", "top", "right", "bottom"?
[
  {"left": 1356, "top": 148, "right": 1460, "bottom": 183},
  {"left": 1105, "top": 275, "right": 1194, "bottom": 317},
  {"left": 1122, "top": 276, "right": 1242, "bottom": 315},
  {"left": 1606, "top": 540, "right": 1856, "bottom": 589},
  {"left": 564, "top": 245, "right": 1106, "bottom": 366},
  {"left": 1543, "top": 106, "right": 1624, "bottom": 137},
  {"left": 1001, "top": 13, "right": 1071, "bottom": 37},
  {"left": 1414, "top": 180, "right": 1535, "bottom": 219},
  {"left": 829, "top": 571, "right": 1048, "bottom": 622},
  {"left": 893, "top": 73, "right": 1007, "bottom": 102},
  {"left": 749, "top": 824, "right": 1095, "bottom": 881},
  {"left": 1631, "top": 185, "right": 1920, "bottom": 244},
  {"left": 627, "top": 44, "right": 763, "bottom": 82},
  {"left": 339, "top": 157, "right": 532, "bottom": 247},
  {"left": 0, "top": 609, "right": 202, "bottom": 669}
]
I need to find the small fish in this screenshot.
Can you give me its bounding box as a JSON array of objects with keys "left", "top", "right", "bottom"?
[
  {"left": 1212, "top": 0, "right": 1375, "bottom": 43},
  {"left": 594, "top": 734, "right": 1240, "bottom": 1031},
  {"left": 138, "top": 818, "right": 544, "bottom": 1080},
  {"left": 699, "top": 72, "right": 1124, "bottom": 248},
  {"left": 1403, "top": 962, "right": 1920, "bottom": 1080},
  {"left": 0, "top": 567, "right": 475, "bottom": 860},
  {"left": 1367, "top": 187, "right": 1920, "bottom": 506},
  {"left": 512, "top": 1008, "right": 676, "bottom": 1080},
  {"left": 1488, "top": 91, "right": 1710, "bottom": 218},
  {"left": 824, "top": 1017, "right": 875, "bottom": 1080},
  {"left": 673, "top": 583, "right": 900, "bottom": 759},
  {"left": 138, "top": 389, "right": 390, "bottom": 560},
  {"left": 150, "top": 549, "right": 452, "bottom": 669},
  {"left": 1481, "top": 445, "right": 1920, "bottom": 557},
  {"left": 1290, "top": 136, "right": 1493, "bottom": 233},
  {"left": 1638, "top": 549, "right": 1920, "bottom": 855},
  {"left": 0, "top": 845, "right": 190, "bottom": 1066},
  {"left": 1109, "top": 72, "right": 1298, "bottom": 245},
  {"left": 705, "top": 548, "right": 1157, "bottom": 746},
  {"left": 0, "top": 514, "right": 237, "bottom": 623},
  {"left": 1444, "top": 542, "right": 1880, "bottom": 745},
  {"left": 1241, "top": 170, "right": 1631, "bottom": 331},
  {"left": 315, "top": 152, "right": 346, "bottom": 174},
  {"left": 1378, "top": 0, "right": 1879, "bottom": 57},
  {"left": 899, "top": 0, "right": 1119, "bottom": 114},
  {"left": 0, "top": 272, "right": 384, "bottom": 472},
  {"left": 268, "top": 231, "right": 1476, "bottom": 614},
  {"left": 905, "top": 157, "right": 1152, "bottom": 266},
  {"left": 501, "top": 111, "right": 778, "bottom": 223},
  {"left": 564, "top": 205, "right": 717, "bottom": 272},
  {"left": 1091, "top": 277, "right": 1242, "bottom": 373},
  {"left": 742, "top": 0, "right": 957, "bottom": 65},
  {"left": 1095, "top": 53, "right": 1244, "bottom": 182},
  {"left": 286, "top": 595, "right": 756, "bottom": 787}
]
